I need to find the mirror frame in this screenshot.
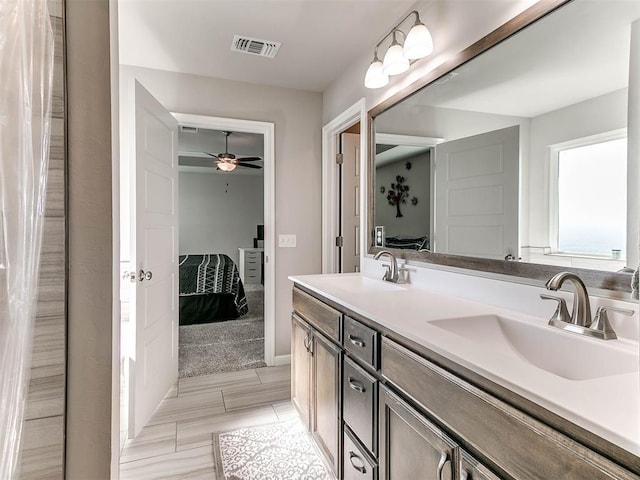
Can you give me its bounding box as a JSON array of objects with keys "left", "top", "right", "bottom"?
[{"left": 367, "top": 0, "right": 634, "bottom": 295}]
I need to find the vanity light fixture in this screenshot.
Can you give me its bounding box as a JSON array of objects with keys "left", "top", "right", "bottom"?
[{"left": 364, "top": 10, "right": 434, "bottom": 89}]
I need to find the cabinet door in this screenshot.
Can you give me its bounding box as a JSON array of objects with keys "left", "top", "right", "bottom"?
[
  {"left": 379, "top": 386, "right": 457, "bottom": 480},
  {"left": 291, "top": 315, "right": 311, "bottom": 429},
  {"left": 312, "top": 330, "right": 342, "bottom": 476},
  {"left": 460, "top": 451, "right": 502, "bottom": 480}
]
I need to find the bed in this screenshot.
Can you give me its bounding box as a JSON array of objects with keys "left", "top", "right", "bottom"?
[
  {"left": 384, "top": 235, "right": 429, "bottom": 251},
  {"left": 178, "top": 254, "right": 249, "bottom": 325}
]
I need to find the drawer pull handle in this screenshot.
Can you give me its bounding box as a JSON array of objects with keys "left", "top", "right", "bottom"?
[
  {"left": 436, "top": 451, "right": 450, "bottom": 480},
  {"left": 348, "top": 378, "right": 366, "bottom": 393},
  {"left": 348, "top": 451, "right": 367, "bottom": 474},
  {"left": 348, "top": 334, "right": 366, "bottom": 348}
]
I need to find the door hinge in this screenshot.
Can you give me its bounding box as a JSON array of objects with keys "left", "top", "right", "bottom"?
[
  {"left": 336, "top": 236, "right": 344, "bottom": 247},
  {"left": 336, "top": 153, "right": 343, "bottom": 165}
]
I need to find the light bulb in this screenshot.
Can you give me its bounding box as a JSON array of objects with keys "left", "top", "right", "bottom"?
[
  {"left": 364, "top": 58, "right": 389, "bottom": 89},
  {"left": 217, "top": 161, "right": 236, "bottom": 172},
  {"left": 403, "top": 22, "right": 433, "bottom": 59},
  {"left": 382, "top": 38, "right": 409, "bottom": 76}
]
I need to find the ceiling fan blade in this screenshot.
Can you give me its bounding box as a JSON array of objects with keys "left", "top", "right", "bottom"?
[
  {"left": 203, "top": 151, "right": 219, "bottom": 159},
  {"left": 237, "top": 163, "right": 263, "bottom": 169},
  {"left": 236, "top": 156, "right": 262, "bottom": 162}
]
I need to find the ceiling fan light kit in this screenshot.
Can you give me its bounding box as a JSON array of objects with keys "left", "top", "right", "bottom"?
[
  {"left": 364, "top": 10, "right": 434, "bottom": 89},
  {"left": 204, "top": 131, "right": 263, "bottom": 172},
  {"left": 216, "top": 161, "right": 237, "bottom": 172}
]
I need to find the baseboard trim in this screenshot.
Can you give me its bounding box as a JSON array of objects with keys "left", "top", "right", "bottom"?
[{"left": 274, "top": 354, "right": 291, "bottom": 366}]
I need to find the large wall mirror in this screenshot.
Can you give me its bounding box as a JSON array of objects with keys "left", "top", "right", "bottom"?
[{"left": 370, "top": 0, "right": 640, "bottom": 295}]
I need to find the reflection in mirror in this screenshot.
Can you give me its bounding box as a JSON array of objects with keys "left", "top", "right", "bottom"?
[{"left": 373, "top": 0, "right": 640, "bottom": 276}]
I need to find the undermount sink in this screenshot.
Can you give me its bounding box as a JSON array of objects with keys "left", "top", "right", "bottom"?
[
  {"left": 316, "top": 275, "right": 406, "bottom": 293},
  {"left": 429, "top": 315, "right": 639, "bottom": 381}
]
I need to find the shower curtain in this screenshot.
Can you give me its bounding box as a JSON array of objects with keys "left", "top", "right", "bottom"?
[{"left": 0, "top": 0, "right": 54, "bottom": 477}]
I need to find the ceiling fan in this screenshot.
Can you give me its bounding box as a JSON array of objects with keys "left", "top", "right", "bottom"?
[{"left": 204, "top": 131, "right": 262, "bottom": 172}]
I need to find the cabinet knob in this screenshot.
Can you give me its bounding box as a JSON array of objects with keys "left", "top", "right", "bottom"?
[
  {"left": 348, "top": 378, "right": 366, "bottom": 393},
  {"left": 348, "top": 451, "right": 367, "bottom": 474},
  {"left": 436, "top": 452, "right": 451, "bottom": 480},
  {"left": 348, "top": 334, "right": 366, "bottom": 348}
]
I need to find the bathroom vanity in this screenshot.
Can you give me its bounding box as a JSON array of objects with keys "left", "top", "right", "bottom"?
[{"left": 289, "top": 273, "right": 640, "bottom": 480}]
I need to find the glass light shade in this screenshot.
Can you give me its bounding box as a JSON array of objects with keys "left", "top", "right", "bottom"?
[
  {"left": 382, "top": 43, "right": 409, "bottom": 76},
  {"left": 217, "top": 161, "right": 236, "bottom": 172},
  {"left": 364, "top": 59, "right": 389, "bottom": 89},
  {"left": 403, "top": 23, "right": 434, "bottom": 59}
]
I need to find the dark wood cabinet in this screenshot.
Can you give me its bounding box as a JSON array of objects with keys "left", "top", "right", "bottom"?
[
  {"left": 291, "top": 314, "right": 311, "bottom": 429},
  {"left": 379, "top": 386, "right": 457, "bottom": 480},
  {"left": 291, "top": 306, "right": 341, "bottom": 478},
  {"left": 291, "top": 285, "right": 639, "bottom": 480},
  {"left": 312, "top": 332, "right": 342, "bottom": 476}
]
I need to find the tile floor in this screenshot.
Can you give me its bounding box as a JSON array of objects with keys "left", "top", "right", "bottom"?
[{"left": 119, "top": 365, "right": 294, "bottom": 480}]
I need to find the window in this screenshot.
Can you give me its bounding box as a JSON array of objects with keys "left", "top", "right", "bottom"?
[{"left": 553, "top": 134, "right": 627, "bottom": 258}]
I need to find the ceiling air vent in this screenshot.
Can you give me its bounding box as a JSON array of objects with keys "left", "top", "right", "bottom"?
[
  {"left": 231, "top": 35, "right": 281, "bottom": 59},
  {"left": 180, "top": 126, "right": 199, "bottom": 134}
]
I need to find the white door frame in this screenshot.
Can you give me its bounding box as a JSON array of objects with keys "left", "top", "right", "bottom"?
[
  {"left": 321, "top": 98, "right": 368, "bottom": 273},
  {"left": 172, "top": 113, "right": 276, "bottom": 366}
]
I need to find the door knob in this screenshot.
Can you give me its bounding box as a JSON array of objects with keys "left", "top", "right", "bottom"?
[{"left": 138, "top": 269, "right": 153, "bottom": 282}]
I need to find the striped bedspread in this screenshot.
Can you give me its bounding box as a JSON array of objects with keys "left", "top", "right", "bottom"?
[{"left": 179, "top": 254, "right": 248, "bottom": 316}]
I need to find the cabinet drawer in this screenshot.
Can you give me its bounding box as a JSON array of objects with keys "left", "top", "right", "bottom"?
[
  {"left": 245, "top": 253, "right": 261, "bottom": 262},
  {"left": 344, "top": 315, "right": 378, "bottom": 369},
  {"left": 344, "top": 426, "right": 377, "bottom": 480},
  {"left": 293, "top": 288, "right": 341, "bottom": 342},
  {"left": 381, "top": 337, "right": 636, "bottom": 480},
  {"left": 343, "top": 356, "right": 377, "bottom": 455}
]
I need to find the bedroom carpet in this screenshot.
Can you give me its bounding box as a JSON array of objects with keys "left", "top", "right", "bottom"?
[{"left": 179, "top": 284, "right": 265, "bottom": 377}]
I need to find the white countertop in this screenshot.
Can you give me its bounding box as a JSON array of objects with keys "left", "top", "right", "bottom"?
[{"left": 289, "top": 272, "right": 640, "bottom": 456}]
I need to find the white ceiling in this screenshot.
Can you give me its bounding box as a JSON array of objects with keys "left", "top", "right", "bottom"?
[
  {"left": 178, "top": 128, "right": 264, "bottom": 175},
  {"left": 404, "top": 0, "right": 640, "bottom": 118},
  {"left": 118, "top": 0, "right": 416, "bottom": 92}
]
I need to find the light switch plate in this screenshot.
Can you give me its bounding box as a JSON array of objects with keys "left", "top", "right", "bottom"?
[{"left": 279, "top": 234, "right": 296, "bottom": 248}]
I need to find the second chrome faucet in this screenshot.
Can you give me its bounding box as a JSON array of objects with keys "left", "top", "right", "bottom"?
[{"left": 541, "top": 271, "right": 634, "bottom": 340}]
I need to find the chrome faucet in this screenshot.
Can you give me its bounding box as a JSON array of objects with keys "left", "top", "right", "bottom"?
[
  {"left": 374, "top": 250, "right": 400, "bottom": 283},
  {"left": 541, "top": 271, "right": 635, "bottom": 340},
  {"left": 545, "top": 272, "right": 591, "bottom": 327}
]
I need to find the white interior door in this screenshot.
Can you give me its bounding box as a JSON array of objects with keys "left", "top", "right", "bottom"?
[
  {"left": 340, "top": 132, "right": 360, "bottom": 273},
  {"left": 130, "top": 80, "right": 179, "bottom": 437},
  {"left": 434, "top": 125, "right": 519, "bottom": 260}
]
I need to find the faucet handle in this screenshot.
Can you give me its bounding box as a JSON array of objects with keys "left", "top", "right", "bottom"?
[
  {"left": 397, "top": 265, "right": 409, "bottom": 284},
  {"left": 589, "top": 306, "right": 634, "bottom": 340},
  {"left": 540, "top": 294, "right": 571, "bottom": 324},
  {"left": 381, "top": 264, "right": 391, "bottom": 281}
]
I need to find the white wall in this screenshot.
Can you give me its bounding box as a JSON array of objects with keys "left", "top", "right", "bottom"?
[
  {"left": 67, "top": 0, "right": 114, "bottom": 476},
  {"left": 120, "top": 65, "right": 323, "bottom": 356},
  {"left": 526, "top": 88, "right": 629, "bottom": 248},
  {"left": 322, "top": 0, "right": 539, "bottom": 124},
  {"left": 179, "top": 171, "right": 264, "bottom": 265}
]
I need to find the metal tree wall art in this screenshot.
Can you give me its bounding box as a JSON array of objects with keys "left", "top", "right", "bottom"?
[{"left": 387, "top": 175, "right": 410, "bottom": 217}]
